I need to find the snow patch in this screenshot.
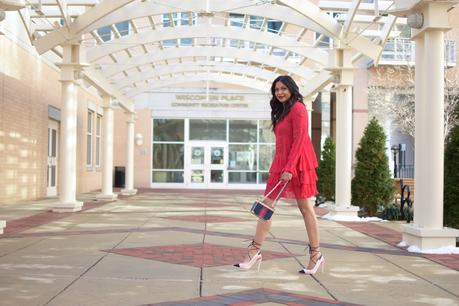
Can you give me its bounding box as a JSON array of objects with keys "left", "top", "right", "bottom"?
[
  {"left": 321, "top": 213, "right": 383, "bottom": 222},
  {"left": 406, "top": 245, "right": 459, "bottom": 254},
  {"left": 397, "top": 241, "right": 408, "bottom": 247}
]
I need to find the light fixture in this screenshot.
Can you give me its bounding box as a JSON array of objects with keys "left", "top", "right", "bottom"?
[
  {"left": 135, "top": 133, "right": 143, "bottom": 146},
  {"left": 407, "top": 13, "right": 424, "bottom": 29}
]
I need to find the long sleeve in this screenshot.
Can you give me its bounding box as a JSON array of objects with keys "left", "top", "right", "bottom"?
[{"left": 282, "top": 103, "right": 308, "bottom": 174}]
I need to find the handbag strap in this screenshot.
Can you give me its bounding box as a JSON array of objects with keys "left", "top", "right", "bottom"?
[{"left": 262, "top": 180, "right": 289, "bottom": 207}]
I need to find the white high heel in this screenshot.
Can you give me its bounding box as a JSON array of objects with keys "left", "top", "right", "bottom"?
[
  {"left": 299, "top": 255, "right": 324, "bottom": 274},
  {"left": 299, "top": 244, "right": 325, "bottom": 275},
  {"left": 234, "top": 240, "right": 263, "bottom": 271}
]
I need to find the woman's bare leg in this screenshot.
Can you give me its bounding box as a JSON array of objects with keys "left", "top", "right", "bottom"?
[
  {"left": 245, "top": 197, "right": 275, "bottom": 260},
  {"left": 297, "top": 198, "right": 321, "bottom": 269}
]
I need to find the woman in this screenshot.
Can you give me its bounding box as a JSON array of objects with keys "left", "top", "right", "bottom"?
[{"left": 234, "top": 75, "right": 323, "bottom": 275}]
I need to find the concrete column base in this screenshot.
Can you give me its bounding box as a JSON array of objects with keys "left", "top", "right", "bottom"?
[
  {"left": 328, "top": 204, "right": 360, "bottom": 217},
  {"left": 401, "top": 224, "right": 459, "bottom": 251},
  {"left": 120, "top": 189, "right": 137, "bottom": 196},
  {"left": 96, "top": 193, "right": 118, "bottom": 201},
  {"left": 51, "top": 201, "right": 83, "bottom": 213},
  {"left": 0, "top": 220, "right": 6, "bottom": 234}
]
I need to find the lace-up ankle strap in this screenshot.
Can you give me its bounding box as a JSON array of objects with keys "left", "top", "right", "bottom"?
[
  {"left": 307, "top": 244, "right": 320, "bottom": 253},
  {"left": 248, "top": 240, "right": 262, "bottom": 250},
  {"left": 306, "top": 244, "right": 322, "bottom": 264}
]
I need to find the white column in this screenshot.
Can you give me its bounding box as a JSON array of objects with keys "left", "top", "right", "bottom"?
[
  {"left": 423, "top": 30, "right": 445, "bottom": 228},
  {"left": 328, "top": 48, "right": 359, "bottom": 218},
  {"left": 329, "top": 85, "right": 359, "bottom": 217},
  {"left": 304, "top": 98, "right": 313, "bottom": 137},
  {"left": 401, "top": 29, "right": 459, "bottom": 249},
  {"left": 97, "top": 97, "right": 118, "bottom": 200},
  {"left": 121, "top": 113, "right": 137, "bottom": 195},
  {"left": 52, "top": 44, "right": 83, "bottom": 212}
]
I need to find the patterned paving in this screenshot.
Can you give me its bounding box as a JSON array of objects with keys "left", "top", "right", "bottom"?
[
  {"left": 103, "top": 243, "right": 299, "bottom": 268},
  {"left": 3, "top": 199, "right": 113, "bottom": 235},
  {"left": 188, "top": 203, "right": 231, "bottom": 207},
  {"left": 339, "top": 221, "right": 402, "bottom": 246},
  {"left": 161, "top": 215, "right": 248, "bottom": 223},
  {"left": 340, "top": 221, "right": 459, "bottom": 271},
  {"left": 147, "top": 288, "right": 361, "bottom": 306}
]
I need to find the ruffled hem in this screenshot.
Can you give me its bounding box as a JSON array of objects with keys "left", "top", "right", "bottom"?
[{"left": 264, "top": 169, "right": 318, "bottom": 200}]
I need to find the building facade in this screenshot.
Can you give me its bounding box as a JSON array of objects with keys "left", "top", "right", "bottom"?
[{"left": 1, "top": 1, "right": 458, "bottom": 203}]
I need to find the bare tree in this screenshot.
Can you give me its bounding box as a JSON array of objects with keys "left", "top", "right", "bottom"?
[{"left": 368, "top": 65, "right": 459, "bottom": 142}]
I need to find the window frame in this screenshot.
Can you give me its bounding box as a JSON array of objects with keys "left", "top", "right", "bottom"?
[{"left": 86, "top": 110, "right": 94, "bottom": 168}]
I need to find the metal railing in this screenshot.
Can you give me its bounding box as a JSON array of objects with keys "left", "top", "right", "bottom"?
[
  {"left": 380, "top": 38, "right": 456, "bottom": 66},
  {"left": 395, "top": 164, "right": 414, "bottom": 179}
]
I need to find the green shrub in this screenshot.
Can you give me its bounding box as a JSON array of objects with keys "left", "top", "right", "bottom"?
[
  {"left": 317, "top": 137, "right": 336, "bottom": 201},
  {"left": 381, "top": 203, "right": 401, "bottom": 221},
  {"left": 444, "top": 106, "right": 459, "bottom": 229},
  {"left": 352, "top": 118, "right": 393, "bottom": 216}
]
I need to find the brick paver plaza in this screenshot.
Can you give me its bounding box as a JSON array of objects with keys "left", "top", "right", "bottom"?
[{"left": 0, "top": 190, "right": 458, "bottom": 305}]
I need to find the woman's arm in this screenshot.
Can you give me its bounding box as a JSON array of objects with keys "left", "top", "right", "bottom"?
[{"left": 282, "top": 103, "right": 308, "bottom": 175}]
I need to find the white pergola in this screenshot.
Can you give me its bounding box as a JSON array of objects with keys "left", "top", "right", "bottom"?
[{"left": 3, "top": 0, "right": 457, "bottom": 250}]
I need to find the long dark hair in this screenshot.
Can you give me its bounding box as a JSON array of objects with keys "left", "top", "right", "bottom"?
[{"left": 270, "top": 75, "right": 304, "bottom": 129}]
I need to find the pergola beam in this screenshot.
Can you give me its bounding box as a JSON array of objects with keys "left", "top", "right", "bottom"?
[
  {"left": 125, "top": 73, "right": 270, "bottom": 97},
  {"left": 83, "top": 67, "right": 134, "bottom": 112},
  {"left": 56, "top": 0, "right": 71, "bottom": 27},
  {"left": 86, "top": 25, "right": 328, "bottom": 66},
  {"left": 114, "top": 62, "right": 278, "bottom": 89},
  {"left": 33, "top": 0, "right": 136, "bottom": 54},
  {"left": 100, "top": 46, "right": 316, "bottom": 81},
  {"left": 279, "top": 0, "right": 383, "bottom": 60},
  {"left": 31, "top": 0, "right": 343, "bottom": 54},
  {"left": 342, "top": 0, "right": 362, "bottom": 37}
]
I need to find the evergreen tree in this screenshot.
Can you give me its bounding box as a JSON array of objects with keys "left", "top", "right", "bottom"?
[
  {"left": 352, "top": 117, "right": 393, "bottom": 216},
  {"left": 444, "top": 105, "right": 459, "bottom": 229},
  {"left": 317, "top": 137, "right": 335, "bottom": 201}
]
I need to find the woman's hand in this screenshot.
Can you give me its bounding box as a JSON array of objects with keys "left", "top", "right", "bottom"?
[{"left": 281, "top": 171, "right": 293, "bottom": 181}]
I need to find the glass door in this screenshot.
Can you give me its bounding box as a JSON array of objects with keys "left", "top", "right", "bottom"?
[
  {"left": 188, "top": 142, "right": 227, "bottom": 187},
  {"left": 47, "top": 120, "right": 59, "bottom": 196}
]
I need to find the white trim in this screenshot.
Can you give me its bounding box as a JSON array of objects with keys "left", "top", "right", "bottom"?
[
  {"left": 95, "top": 114, "right": 102, "bottom": 168},
  {"left": 86, "top": 109, "right": 94, "bottom": 168}
]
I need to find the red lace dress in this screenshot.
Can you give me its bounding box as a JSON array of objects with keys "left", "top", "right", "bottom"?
[{"left": 264, "top": 101, "right": 319, "bottom": 199}]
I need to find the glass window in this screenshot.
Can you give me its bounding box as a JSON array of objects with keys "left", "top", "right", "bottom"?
[
  {"left": 180, "top": 38, "right": 193, "bottom": 46},
  {"left": 259, "top": 145, "right": 275, "bottom": 171},
  {"left": 97, "top": 26, "right": 111, "bottom": 42},
  {"left": 153, "top": 144, "right": 184, "bottom": 169},
  {"left": 190, "top": 120, "right": 226, "bottom": 140},
  {"left": 115, "top": 21, "right": 130, "bottom": 36},
  {"left": 249, "top": 16, "right": 263, "bottom": 30},
  {"left": 152, "top": 171, "right": 184, "bottom": 183},
  {"left": 86, "top": 110, "right": 93, "bottom": 166},
  {"left": 267, "top": 20, "right": 282, "bottom": 34},
  {"left": 191, "top": 170, "right": 204, "bottom": 183},
  {"left": 163, "top": 39, "right": 177, "bottom": 47},
  {"left": 229, "top": 120, "right": 257, "bottom": 143},
  {"left": 211, "top": 170, "right": 224, "bottom": 183},
  {"left": 95, "top": 115, "right": 102, "bottom": 167},
  {"left": 211, "top": 147, "right": 224, "bottom": 164},
  {"left": 259, "top": 120, "right": 275, "bottom": 143},
  {"left": 229, "top": 13, "right": 244, "bottom": 27},
  {"left": 228, "top": 144, "right": 257, "bottom": 170},
  {"left": 191, "top": 147, "right": 205, "bottom": 165},
  {"left": 153, "top": 119, "right": 184, "bottom": 141},
  {"left": 229, "top": 172, "right": 257, "bottom": 184},
  {"left": 258, "top": 172, "right": 269, "bottom": 184}
]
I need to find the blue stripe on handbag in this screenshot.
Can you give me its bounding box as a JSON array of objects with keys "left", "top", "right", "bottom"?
[{"left": 250, "top": 180, "right": 289, "bottom": 221}]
